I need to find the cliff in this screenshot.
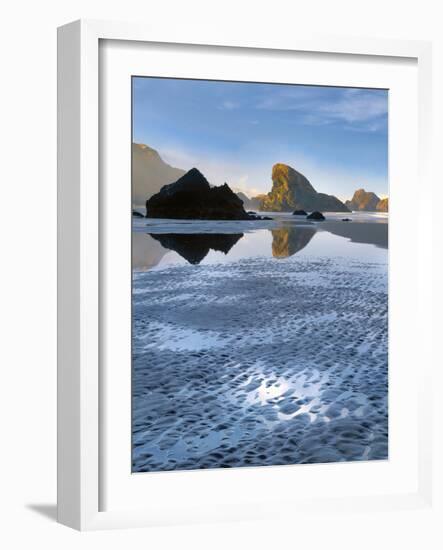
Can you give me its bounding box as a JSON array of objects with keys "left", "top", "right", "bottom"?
[
  {"left": 376, "top": 197, "right": 389, "bottom": 212},
  {"left": 345, "top": 188, "right": 380, "bottom": 211},
  {"left": 260, "top": 163, "right": 349, "bottom": 212},
  {"left": 132, "top": 143, "right": 186, "bottom": 207}
]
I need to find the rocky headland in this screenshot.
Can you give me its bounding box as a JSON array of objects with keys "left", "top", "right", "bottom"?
[
  {"left": 132, "top": 143, "right": 186, "bottom": 206},
  {"left": 260, "top": 163, "right": 349, "bottom": 213}
]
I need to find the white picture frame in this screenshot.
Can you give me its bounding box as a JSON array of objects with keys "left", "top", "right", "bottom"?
[{"left": 57, "top": 19, "right": 434, "bottom": 531}]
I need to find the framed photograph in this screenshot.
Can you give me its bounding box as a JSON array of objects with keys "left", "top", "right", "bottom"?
[{"left": 57, "top": 20, "right": 434, "bottom": 530}]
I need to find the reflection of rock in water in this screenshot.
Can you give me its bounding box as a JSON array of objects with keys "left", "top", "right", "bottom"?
[
  {"left": 132, "top": 233, "right": 168, "bottom": 271},
  {"left": 271, "top": 226, "right": 316, "bottom": 258},
  {"left": 149, "top": 233, "right": 243, "bottom": 264},
  {"left": 322, "top": 221, "right": 388, "bottom": 249}
]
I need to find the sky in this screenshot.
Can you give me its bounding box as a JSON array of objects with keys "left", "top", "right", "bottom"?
[{"left": 132, "top": 77, "right": 388, "bottom": 201}]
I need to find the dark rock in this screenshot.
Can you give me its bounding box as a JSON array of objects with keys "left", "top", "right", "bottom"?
[
  {"left": 146, "top": 168, "right": 252, "bottom": 220},
  {"left": 293, "top": 209, "right": 307, "bottom": 216},
  {"left": 260, "top": 164, "right": 349, "bottom": 212},
  {"left": 306, "top": 211, "right": 325, "bottom": 221},
  {"left": 149, "top": 233, "right": 243, "bottom": 264},
  {"left": 132, "top": 210, "right": 144, "bottom": 218},
  {"left": 342, "top": 218, "right": 352, "bottom": 222}
]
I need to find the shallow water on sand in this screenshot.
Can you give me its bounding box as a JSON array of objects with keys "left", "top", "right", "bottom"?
[
  {"left": 132, "top": 212, "right": 388, "bottom": 472},
  {"left": 133, "top": 211, "right": 387, "bottom": 269}
]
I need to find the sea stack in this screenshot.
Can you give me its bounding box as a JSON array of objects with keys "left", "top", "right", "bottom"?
[
  {"left": 376, "top": 197, "right": 389, "bottom": 212},
  {"left": 146, "top": 168, "right": 252, "bottom": 220},
  {"left": 346, "top": 189, "right": 389, "bottom": 212},
  {"left": 260, "top": 163, "right": 349, "bottom": 212},
  {"left": 345, "top": 189, "right": 380, "bottom": 211}
]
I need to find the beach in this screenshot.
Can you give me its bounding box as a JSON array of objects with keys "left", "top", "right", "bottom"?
[{"left": 132, "top": 212, "right": 388, "bottom": 472}]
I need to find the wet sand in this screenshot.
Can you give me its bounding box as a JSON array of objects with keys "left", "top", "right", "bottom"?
[
  {"left": 320, "top": 221, "right": 387, "bottom": 249},
  {"left": 132, "top": 249, "right": 388, "bottom": 472}
]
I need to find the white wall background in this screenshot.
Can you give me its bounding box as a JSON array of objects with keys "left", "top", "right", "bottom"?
[{"left": 0, "top": 1, "right": 441, "bottom": 548}]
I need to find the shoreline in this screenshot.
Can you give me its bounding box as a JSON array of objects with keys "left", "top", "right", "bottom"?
[{"left": 132, "top": 212, "right": 388, "bottom": 271}]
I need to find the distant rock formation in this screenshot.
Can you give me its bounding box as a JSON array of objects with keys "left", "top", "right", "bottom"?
[
  {"left": 253, "top": 194, "right": 267, "bottom": 208},
  {"left": 376, "top": 197, "right": 389, "bottom": 212},
  {"left": 146, "top": 168, "right": 256, "bottom": 220},
  {"left": 132, "top": 210, "right": 144, "bottom": 218},
  {"left": 132, "top": 143, "right": 186, "bottom": 207},
  {"left": 260, "top": 164, "right": 349, "bottom": 212},
  {"left": 292, "top": 209, "right": 307, "bottom": 216},
  {"left": 271, "top": 226, "right": 316, "bottom": 258},
  {"left": 150, "top": 233, "right": 243, "bottom": 264},
  {"left": 345, "top": 188, "right": 388, "bottom": 212},
  {"left": 235, "top": 191, "right": 265, "bottom": 211}
]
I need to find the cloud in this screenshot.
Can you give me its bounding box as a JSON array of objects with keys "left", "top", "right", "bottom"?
[
  {"left": 321, "top": 89, "right": 387, "bottom": 124},
  {"left": 159, "top": 145, "right": 267, "bottom": 195},
  {"left": 229, "top": 175, "right": 263, "bottom": 198},
  {"left": 256, "top": 87, "right": 387, "bottom": 131},
  {"left": 155, "top": 143, "right": 387, "bottom": 201},
  {"left": 157, "top": 146, "right": 198, "bottom": 169},
  {"left": 219, "top": 100, "right": 240, "bottom": 110}
]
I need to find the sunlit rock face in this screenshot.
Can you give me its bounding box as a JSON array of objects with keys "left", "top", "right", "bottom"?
[
  {"left": 149, "top": 232, "right": 244, "bottom": 264},
  {"left": 271, "top": 226, "right": 316, "bottom": 258},
  {"left": 260, "top": 163, "right": 349, "bottom": 213},
  {"left": 345, "top": 188, "right": 388, "bottom": 212},
  {"left": 146, "top": 168, "right": 253, "bottom": 220},
  {"left": 376, "top": 197, "right": 389, "bottom": 212}
]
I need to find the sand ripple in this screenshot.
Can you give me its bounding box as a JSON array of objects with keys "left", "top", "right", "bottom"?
[{"left": 132, "top": 255, "right": 388, "bottom": 471}]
